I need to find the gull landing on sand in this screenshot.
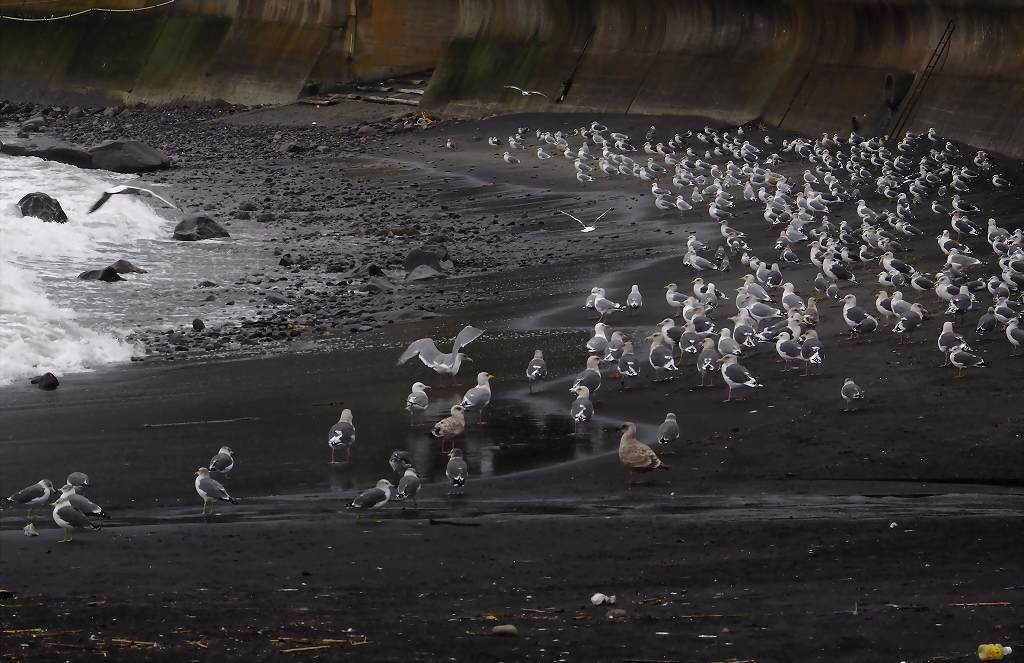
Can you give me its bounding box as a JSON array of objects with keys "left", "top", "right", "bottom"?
[
  {"left": 88, "top": 185, "right": 178, "bottom": 214},
  {"left": 503, "top": 85, "right": 547, "bottom": 98},
  {"left": 557, "top": 208, "right": 613, "bottom": 233}
]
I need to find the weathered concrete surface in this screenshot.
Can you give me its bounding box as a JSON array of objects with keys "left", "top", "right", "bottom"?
[
  {"left": 0, "top": 0, "right": 455, "bottom": 106},
  {"left": 424, "top": 0, "right": 1024, "bottom": 156}
]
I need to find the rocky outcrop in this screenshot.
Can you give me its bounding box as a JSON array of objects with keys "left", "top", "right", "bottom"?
[
  {"left": 173, "top": 216, "right": 230, "bottom": 241},
  {"left": 88, "top": 140, "right": 169, "bottom": 173},
  {"left": 17, "top": 192, "right": 67, "bottom": 223}
]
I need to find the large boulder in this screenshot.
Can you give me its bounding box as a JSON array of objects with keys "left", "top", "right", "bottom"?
[
  {"left": 18, "top": 192, "right": 67, "bottom": 223},
  {"left": 88, "top": 140, "right": 169, "bottom": 173},
  {"left": 30, "top": 372, "right": 60, "bottom": 390},
  {"left": 78, "top": 266, "right": 124, "bottom": 282},
  {"left": 0, "top": 136, "right": 93, "bottom": 168},
  {"left": 173, "top": 215, "right": 230, "bottom": 241},
  {"left": 403, "top": 242, "right": 452, "bottom": 277},
  {"left": 108, "top": 259, "right": 147, "bottom": 274}
]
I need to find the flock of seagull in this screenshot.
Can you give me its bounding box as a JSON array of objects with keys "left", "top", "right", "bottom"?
[{"left": 7, "top": 116, "right": 1024, "bottom": 538}]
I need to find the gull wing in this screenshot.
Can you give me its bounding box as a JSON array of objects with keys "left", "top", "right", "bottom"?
[
  {"left": 87, "top": 191, "right": 113, "bottom": 214},
  {"left": 8, "top": 482, "right": 45, "bottom": 504},
  {"left": 452, "top": 326, "right": 484, "bottom": 352},
  {"left": 397, "top": 338, "right": 443, "bottom": 366},
  {"left": 198, "top": 476, "right": 231, "bottom": 501}
]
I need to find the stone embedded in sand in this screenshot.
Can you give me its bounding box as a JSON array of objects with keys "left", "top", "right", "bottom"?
[
  {"left": 193, "top": 318, "right": 206, "bottom": 331},
  {"left": 88, "top": 140, "right": 169, "bottom": 173},
  {"left": 30, "top": 372, "right": 60, "bottom": 390},
  {"left": 406, "top": 265, "right": 443, "bottom": 281},
  {"left": 491, "top": 625, "right": 519, "bottom": 637},
  {"left": 173, "top": 215, "right": 230, "bottom": 241},
  {"left": 404, "top": 242, "right": 452, "bottom": 276},
  {"left": 17, "top": 192, "right": 67, "bottom": 223}
]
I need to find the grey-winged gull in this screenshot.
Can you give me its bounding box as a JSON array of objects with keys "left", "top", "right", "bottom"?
[
  {"left": 842, "top": 294, "right": 878, "bottom": 337},
  {"left": 646, "top": 333, "right": 679, "bottom": 382},
  {"left": 618, "top": 341, "right": 640, "bottom": 388},
  {"left": 350, "top": 479, "right": 394, "bottom": 511},
  {"left": 618, "top": 422, "right": 670, "bottom": 484},
  {"left": 592, "top": 288, "right": 625, "bottom": 321},
  {"left": 587, "top": 322, "right": 610, "bottom": 356},
  {"left": 571, "top": 356, "right": 602, "bottom": 393},
  {"left": 60, "top": 483, "right": 108, "bottom": 519},
  {"left": 6, "top": 479, "right": 55, "bottom": 520},
  {"left": 446, "top": 448, "right": 468, "bottom": 493},
  {"left": 194, "top": 467, "right": 236, "bottom": 518},
  {"left": 405, "top": 382, "right": 431, "bottom": 426},
  {"left": 720, "top": 354, "right": 762, "bottom": 402},
  {"left": 800, "top": 329, "right": 824, "bottom": 375},
  {"left": 938, "top": 321, "right": 968, "bottom": 366},
  {"left": 775, "top": 331, "right": 803, "bottom": 371},
  {"left": 52, "top": 486, "right": 101, "bottom": 543},
  {"left": 949, "top": 344, "right": 986, "bottom": 377},
  {"left": 841, "top": 378, "right": 864, "bottom": 412},
  {"left": 389, "top": 450, "right": 413, "bottom": 473},
  {"left": 697, "top": 337, "right": 720, "bottom": 386},
  {"left": 88, "top": 185, "right": 178, "bottom": 214},
  {"left": 397, "top": 325, "right": 484, "bottom": 385},
  {"left": 526, "top": 350, "right": 547, "bottom": 393},
  {"left": 656, "top": 413, "right": 680, "bottom": 447},
  {"left": 208, "top": 446, "right": 235, "bottom": 474},
  {"left": 395, "top": 468, "right": 421, "bottom": 507},
  {"left": 328, "top": 409, "right": 356, "bottom": 463},
  {"left": 67, "top": 472, "right": 90, "bottom": 492},
  {"left": 1007, "top": 318, "right": 1024, "bottom": 355},
  {"left": 570, "top": 385, "right": 594, "bottom": 434},
  {"left": 460, "top": 372, "right": 494, "bottom": 423},
  {"left": 627, "top": 285, "right": 643, "bottom": 311}
]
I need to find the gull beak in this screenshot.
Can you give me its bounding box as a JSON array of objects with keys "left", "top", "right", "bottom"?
[
  {"left": 424, "top": 385, "right": 432, "bottom": 390},
  {"left": 488, "top": 374, "right": 497, "bottom": 380},
  {"left": 463, "top": 356, "right": 474, "bottom": 362}
]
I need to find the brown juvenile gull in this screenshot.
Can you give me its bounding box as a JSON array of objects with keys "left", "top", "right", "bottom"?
[
  {"left": 208, "top": 446, "right": 235, "bottom": 474},
  {"left": 432, "top": 405, "right": 466, "bottom": 454},
  {"left": 194, "top": 467, "right": 236, "bottom": 519},
  {"left": 52, "top": 486, "right": 101, "bottom": 543},
  {"left": 397, "top": 325, "right": 484, "bottom": 386},
  {"left": 6, "top": 479, "right": 55, "bottom": 520},
  {"left": 618, "top": 422, "right": 670, "bottom": 484},
  {"left": 328, "top": 409, "right": 356, "bottom": 463},
  {"left": 446, "top": 448, "right": 469, "bottom": 493}
]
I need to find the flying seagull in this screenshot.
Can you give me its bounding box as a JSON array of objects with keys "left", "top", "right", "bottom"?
[
  {"left": 557, "top": 208, "right": 612, "bottom": 233},
  {"left": 504, "top": 85, "right": 547, "bottom": 98},
  {"left": 88, "top": 185, "right": 178, "bottom": 214},
  {"left": 397, "top": 326, "right": 484, "bottom": 384}
]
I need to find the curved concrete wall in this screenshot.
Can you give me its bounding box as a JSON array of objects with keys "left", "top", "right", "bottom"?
[
  {"left": 424, "top": 0, "right": 1024, "bottom": 156},
  {"left": 0, "top": 0, "right": 455, "bottom": 105}
]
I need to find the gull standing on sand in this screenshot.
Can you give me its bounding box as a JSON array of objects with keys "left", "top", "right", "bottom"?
[
  {"left": 67, "top": 472, "right": 90, "bottom": 491},
  {"left": 656, "top": 413, "right": 680, "bottom": 447},
  {"left": 841, "top": 378, "right": 864, "bottom": 412},
  {"left": 446, "top": 448, "right": 468, "bottom": 493},
  {"left": 775, "top": 331, "right": 803, "bottom": 371},
  {"left": 60, "top": 483, "right": 108, "bottom": 519},
  {"left": 460, "top": 372, "right": 494, "bottom": 423},
  {"left": 800, "top": 329, "right": 824, "bottom": 375},
  {"left": 6, "top": 479, "right": 55, "bottom": 520},
  {"left": 526, "top": 350, "right": 547, "bottom": 392},
  {"left": 328, "top": 409, "right": 356, "bottom": 463},
  {"left": 1006, "top": 318, "right": 1024, "bottom": 355},
  {"left": 720, "top": 355, "right": 763, "bottom": 402},
  {"left": 52, "top": 486, "right": 101, "bottom": 543},
  {"left": 618, "top": 422, "right": 670, "bottom": 484},
  {"left": 405, "top": 382, "right": 431, "bottom": 426},
  {"left": 587, "top": 322, "right": 610, "bottom": 356},
  {"left": 591, "top": 287, "right": 624, "bottom": 320},
  {"left": 208, "top": 446, "right": 235, "bottom": 474},
  {"left": 88, "top": 185, "right": 178, "bottom": 214},
  {"left": 937, "top": 322, "right": 968, "bottom": 366},
  {"left": 395, "top": 468, "right": 421, "bottom": 507},
  {"left": 389, "top": 450, "right": 413, "bottom": 473},
  {"left": 194, "top": 467, "right": 236, "bottom": 519},
  {"left": 627, "top": 285, "right": 643, "bottom": 311},
  {"left": 503, "top": 151, "right": 520, "bottom": 165},
  {"left": 949, "top": 344, "right": 986, "bottom": 377},
  {"left": 350, "top": 479, "right": 394, "bottom": 511},
  {"left": 570, "top": 386, "right": 594, "bottom": 433},
  {"left": 432, "top": 405, "right": 466, "bottom": 453},
  {"left": 697, "top": 337, "right": 720, "bottom": 386},
  {"left": 397, "top": 325, "right": 484, "bottom": 385},
  {"left": 571, "top": 356, "right": 603, "bottom": 394}
]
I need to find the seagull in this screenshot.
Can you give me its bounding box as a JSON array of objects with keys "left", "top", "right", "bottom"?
[
  {"left": 445, "top": 448, "right": 469, "bottom": 493},
  {"left": 656, "top": 413, "right": 680, "bottom": 447},
  {"left": 526, "top": 350, "right": 547, "bottom": 393},
  {"left": 395, "top": 468, "right": 421, "bottom": 507},
  {"left": 841, "top": 378, "right": 864, "bottom": 411},
  {"left": 1006, "top": 318, "right": 1024, "bottom": 355},
  {"left": 6, "top": 479, "right": 55, "bottom": 520},
  {"left": 389, "top": 450, "right": 413, "bottom": 473},
  {"left": 626, "top": 285, "right": 643, "bottom": 311},
  {"left": 349, "top": 479, "right": 394, "bottom": 512},
  {"left": 697, "top": 338, "right": 720, "bottom": 386},
  {"left": 397, "top": 325, "right": 484, "bottom": 384},
  {"left": 938, "top": 321, "right": 968, "bottom": 366},
  {"left": 66, "top": 472, "right": 90, "bottom": 491},
  {"left": 592, "top": 287, "right": 625, "bottom": 320},
  {"left": 52, "top": 486, "right": 101, "bottom": 543},
  {"left": 949, "top": 344, "right": 986, "bottom": 377},
  {"left": 572, "top": 356, "right": 603, "bottom": 393},
  {"left": 719, "top": 354, "right": 762, "bottom": 402},
  {"left": 405, "top": 382, "right": 431, "bottom": 426},
  {"left": 88, "top": 185, "right": 178, "bottom": 214},
  {"left": 775, "top": 331, "right": 803, "bottom": 371},
  {"left": 504, "top": 85, "right": 547, "bottom": 98},
  {"left": 208, "top": 446, "right": 235, "bottom": 474},
  {"left": 557, "top": 207, "right": 612, "bottom": 233},
  {"left": 570, "top": 386, "right": 594, "bottom": 433},
  {"left": 800, "top": 329, "right": 824, "bottom": 375},
  {"left": 194, "top": 467, "right": 235, "bottom": 519},
  {"left": 460, "top": 372, "right": 494, "bottom": 423},
  {"left": 432, "top": 405, "right": 466, "bottom": 453},
  {"left": 60, "top": 483, "right": 108, "bottom": 519},
  {"left": 328, "top": 409, "right": 356, "bottom": 463},
  {"left": 502, "top": 151, "right": 520, "bottom": 165},
  {"left": 618, "top": 422, "right": 670, "bottom": 484}
]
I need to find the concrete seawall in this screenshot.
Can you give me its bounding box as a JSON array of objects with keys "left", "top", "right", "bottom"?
[
  {"left": 0, "top": 0, "right": 455, "bottom": 105},
  {"left": 424, "top": 0, "right": 1024, "bottom": 156}
]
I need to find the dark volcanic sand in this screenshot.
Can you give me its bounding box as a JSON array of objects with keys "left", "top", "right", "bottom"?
[{"left": 2, "top": 101, "right": 1023, "bottom": 661}]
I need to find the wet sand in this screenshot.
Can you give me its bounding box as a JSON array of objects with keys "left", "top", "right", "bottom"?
[{"left": 2, "top": 104, "right": 1024, "bottom": 661}]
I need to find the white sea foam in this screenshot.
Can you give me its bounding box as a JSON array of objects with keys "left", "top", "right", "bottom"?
[{"left": 0, "top": 154, "right": 171, "bottom": 384}]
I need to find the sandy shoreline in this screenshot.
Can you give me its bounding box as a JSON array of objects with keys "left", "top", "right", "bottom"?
[{"left": 2, "top": 102, "right": 1023, "bottom": 661}]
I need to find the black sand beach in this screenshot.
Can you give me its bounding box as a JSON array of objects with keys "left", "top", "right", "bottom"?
[{"left": 2, "top": 102, "right": 1023, "bottom": 661}]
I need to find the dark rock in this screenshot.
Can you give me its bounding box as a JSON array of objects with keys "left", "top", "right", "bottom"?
[
  {"left": 356, "top": 125, "right": 376, "bottom": 137},
  {"left": 20, "top": 116, "right": 45, "bottom": 132},
  {"left": 173, "top": 215, "right": 230, "bottom": 241},
  {"left": 231, "top": 210, "right": 251, "bottom": 219},
  {"left": 403, "top": 242, "right": 452, "bottom": 275},
  {"left": 18, "top": 192, "right": 67, "bottom": 223},
  {"left": 88, "top": 140, "right": 169, "bottom": 173},
  {"left": 192, "top": 318, "right": 206, "bottom": 331},
  {"left": 239, "top": 200, "right": 258, "bottom": 211},
  {"left": 0, "top": 136, "right": 93, "bottom": 168},
  {"left": 108, "top": 259, "right": 147, "bottom": 274},
  {"left": 279, "top": 253, "right": 296, "bottom": 267},
  {"left": 78, "top": 266, "right": 124, "bottom": 282},
  {"left": 68, "top": 106, "right": 83, "bottom": 118},
  {"left": 102, "top": 106, "right": 120, "bottom": 117},
  {"left": 30, "top": 372, "right": 59, "bottom": 390},
  {"left": 256, "top": 212, "right": 275, "bottom": 223},
  {"left": 364, "top": 276, "right": 394, "bottom": 294},
  {"left": 196, "top": 280, "right": 219, "bottom": 288},
  {"left": 406, "top": 265, "right": 443, "bottom": 281},
  {"left": 278, "top": 141, "right": 305, "bottom": 154},
  {"left": 266, "top": 291, "right": 289, "bottom": 305}
]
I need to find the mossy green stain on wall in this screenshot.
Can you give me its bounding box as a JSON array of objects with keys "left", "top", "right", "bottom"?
[
  {"left": 427, "top": 35, "right": 548, "bottom": 103},
  {"left": 62, "top": 13, "right": 172, "bottom": 94},
  {"left": 133, "top": 15, "right": 233, "bottom": 94}
]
